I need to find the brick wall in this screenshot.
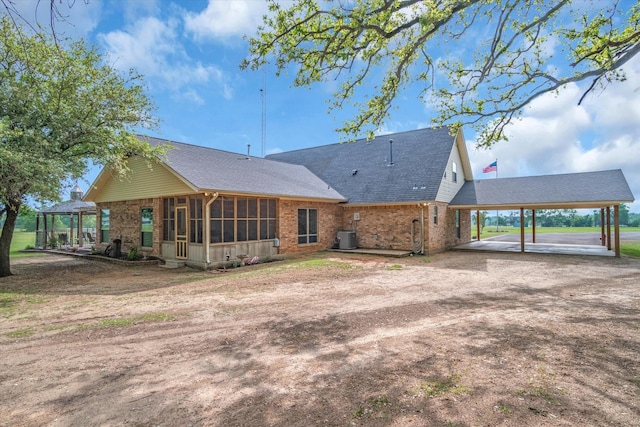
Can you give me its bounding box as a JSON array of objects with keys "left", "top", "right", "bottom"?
[
  {"left": 277, "top": 200, "right": 342, "bottom": 255},
  {"left": 96, "top": 198, "right": 162, "bottom": 256},
  {"left": 341, "top": 204, "right": 426, "bottom": 251},
  {"left": 96, "top": 196, "right": 471, "bottom": 259}
]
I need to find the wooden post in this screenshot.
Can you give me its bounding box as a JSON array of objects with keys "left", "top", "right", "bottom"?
[
  {"left": 520, "top": 207, "right": 525, "bottom": 253},
  {"left": 606, "top": 206, "right": 612, "bottom": 250},
  {"left": 532, "top": 209, "right": 536, "bottom": 243},
  {"left": 476, "top": 210, "right": 481, "bottom": 241},
  {"left": 69, "top": 214, "right": 74, "bottom": 248},
  {"left": 600, "top": 208, "right": 606, "bottom": 246},
  {"left": 614, "top": 205, "right": 620, "bottom": 257},
  {"left": 43, "top": 214, "right": 48, "bottom": 248},
  {"left": 78, "top": 212, "right": 84, "bottom": 247}
]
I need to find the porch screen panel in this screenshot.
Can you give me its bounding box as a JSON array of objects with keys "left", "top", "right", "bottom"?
[
  {"left": 163, "top": 198, "right": 175, "bottom": 241},
  {"left": 210, "top": 198, "right": 222, "bottom": 243},
  {"left": 248, "top": 198, "right": 258, "bottom": 241},
  {"left": 260, "top": 199, "right": 276, "bottom": 240},
  {"left": 223, "top": 197, "right": 235, "bottom": 242},
  {"left": 190, "top": 197, "right": 203, "bottom": 243},
  {"left": 237, "top": 198, "right": 247, "bottom": 241}
]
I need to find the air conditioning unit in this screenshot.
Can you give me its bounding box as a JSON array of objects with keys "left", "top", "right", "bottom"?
[{"left": 337, "top": 230, "right": 357, "bottom": 250}]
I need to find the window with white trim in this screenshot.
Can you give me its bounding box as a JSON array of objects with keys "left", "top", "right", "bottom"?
[{"left": 298, "top": 208, "right": 318, "bottom": 244}]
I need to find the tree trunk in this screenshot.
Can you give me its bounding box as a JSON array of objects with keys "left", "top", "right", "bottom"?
[{"left": 0, "top": 199, "right": 21, "bottom": 277}]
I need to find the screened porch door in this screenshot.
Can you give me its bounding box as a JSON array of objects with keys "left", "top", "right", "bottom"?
[{"left": 175, "top": 206, "right": 188, "bottom": 259}]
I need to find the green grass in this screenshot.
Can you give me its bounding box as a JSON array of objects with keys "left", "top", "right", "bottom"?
[
  {"left": 6, "top": 328, "right": 35, "bottom": 338},
  {"left": 416, "top": 374, "right": 469, "bottom": 397},
  {"left": 95, "top": 312, "right": 176, "bottom": 329},
  {"left": 621, "top": 242, "right": 640, "bottom": 257},
  {"left": 9, "top": 230, "right": 44, "bottom": 259},
  {"left": 0, "top": 292, "right": 47, "bottom": 317}
]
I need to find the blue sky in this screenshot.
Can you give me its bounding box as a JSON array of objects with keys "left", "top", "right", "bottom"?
[{"left": 10, "top": 0, "right": 640, "bottom": 212}]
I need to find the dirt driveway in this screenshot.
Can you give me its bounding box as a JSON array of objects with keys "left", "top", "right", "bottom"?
[{"left": 1, "top": 251, "right": 639, "bottom": 426}]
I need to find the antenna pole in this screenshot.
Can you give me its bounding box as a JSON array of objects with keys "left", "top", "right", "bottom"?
[{"left": 261, "top": 68, "right": 266, "bottom": 157}]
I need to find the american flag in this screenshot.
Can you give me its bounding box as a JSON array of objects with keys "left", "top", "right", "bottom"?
[{"left": 483, "top": 160, "right": 497, "bottom": 173}]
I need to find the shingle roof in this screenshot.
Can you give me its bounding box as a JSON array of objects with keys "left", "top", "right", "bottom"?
[
  {"left": 39, "top": 199, "right": 96, "bottom": 214},
  {"left": 141, "top": 136, "right": 346, "bottom": 201},
  {"left": 450, "top": 169, "right": 634, "bottom": 208},
  {"left": 266, "top": 127, "right": 456, "bottom": 204}
]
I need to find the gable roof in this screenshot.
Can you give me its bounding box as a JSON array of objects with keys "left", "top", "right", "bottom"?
[
  {"left": 450, "top": 169, "right": 634, "bottom": 209},
  {"left": 145, "top": 136, "right": 347, "bottom": 201},
  {"left": 266, "top": 127, "right": 466, "bottom": 205},
  {"left": 86, "top": 136, "right": 346, "bottom": 202}
]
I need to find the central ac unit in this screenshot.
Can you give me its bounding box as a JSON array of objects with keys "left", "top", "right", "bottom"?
[{"left": 337, "top": 230, "right": 357, "bottom": 250}]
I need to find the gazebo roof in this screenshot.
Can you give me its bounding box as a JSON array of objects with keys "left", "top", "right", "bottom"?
[
  {"left": 38, "top": 185, "right": 96, "bottom": 214},
  {"left": 39, "top": 199, "right": 96, "bottom": 214}
]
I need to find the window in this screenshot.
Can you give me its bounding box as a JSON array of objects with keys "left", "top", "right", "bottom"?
[
  {"left": 190, "top": 197, "right": 203, "bottom": 243},
  {"left": 100, "top": 209, "right": 110, "bottom": 243},
  {"left": 455, "top": 209, "right": 461, "bottom": 239},
  {"left": 298, "top": 208, "right": 318, "bottom": 244},
  {"left": 163, "top": 198, "right": 175, "bottom": 241},
  {"left": 452, "top": 162, "right": 458, "bottom": 183},
  {"left": 141, "top": 208, "right": 153, "bottom": 247},
  {"left": 433, "top": 206, "right": 438, "bottom": 225}
]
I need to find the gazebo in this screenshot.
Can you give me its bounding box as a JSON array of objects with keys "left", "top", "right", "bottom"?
[{"left": 35, "top": 185, "right": 97, "bottom": 249}]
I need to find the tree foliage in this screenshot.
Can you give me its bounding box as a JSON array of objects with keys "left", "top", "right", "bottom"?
[
  {"left": 243, "top": 0, "right": 640, "bottom": 145},
  {"left": 0, "top": 17, "right": 163, "bottom": 276}
]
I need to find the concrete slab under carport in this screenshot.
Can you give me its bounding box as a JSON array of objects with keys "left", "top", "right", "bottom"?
[
  {"left": 454, "top": 239, "right": 614, "bottom": 256},
  {"left": 454, "top": 231, "right": 640, "bottom": 257}
]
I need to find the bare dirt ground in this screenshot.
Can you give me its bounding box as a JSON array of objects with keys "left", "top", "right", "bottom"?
[{"left": 1, "top": 250, "right": 639, "bottom": 427}]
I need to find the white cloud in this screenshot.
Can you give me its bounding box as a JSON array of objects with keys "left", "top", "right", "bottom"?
[
  {"left": 99, "top": 16, "right": 225, "bottom": 95},
  {"left": 468, "top": 56, "right": 640, "bottom": 212},
  {"left": 183, "top": 0, "right": 268, "bottom": 41}
]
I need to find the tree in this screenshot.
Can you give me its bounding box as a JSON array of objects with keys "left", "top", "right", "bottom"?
[
  {"left": 0, "top": 17, "right": 164, "bottom": 277},
  {"left": 243, "top": 0, "right": 640, "bottom": 145}
]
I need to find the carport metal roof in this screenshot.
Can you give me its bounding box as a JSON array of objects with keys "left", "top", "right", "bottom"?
[
  {"left": 449, "top": 169, "right": 635, "bottom": 257},
  {"left": 449, "top": 169, "right": 634, "bottom": 210}
]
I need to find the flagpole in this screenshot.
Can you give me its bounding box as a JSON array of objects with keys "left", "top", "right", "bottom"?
[{"left": 495, "top": 159, "right": 499, "bottom": 232}]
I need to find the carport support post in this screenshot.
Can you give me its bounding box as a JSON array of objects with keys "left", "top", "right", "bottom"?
[
  {"left": 476, "top": 210, "right": 481, "bottom": 241},
  {"left": 600, "top": 208, "right": 606, "bottom": 246},
  {"left": 614, "top": 205, "right": 620, "bottom": 257},
  {"left": 532, "top": 209, "right": 536, "bottom": 243},
  {"left": 606, "top": 206, "right": 612, "bottom": 250},
  {"left": 520, "top": 208, "right": 525, "bottom": 253}
]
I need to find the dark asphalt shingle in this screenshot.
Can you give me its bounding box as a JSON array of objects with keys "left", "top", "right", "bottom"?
[{"left": 266, "top": 127, "right": 456, "bottom": 204}]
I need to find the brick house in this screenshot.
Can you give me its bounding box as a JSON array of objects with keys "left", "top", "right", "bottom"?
[
  {"left": 84, "top": 127, "right": 472, "bottom": 268},
  {"left": 84, "top": 126, "right": 634, "bottom": 266}
]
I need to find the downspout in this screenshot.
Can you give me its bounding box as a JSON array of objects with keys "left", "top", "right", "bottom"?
[
  {"left": 420, "top": 203, "right": 427, "bottom": 255},
  {"left": 205, "top": 192, "right": 219, "bottom": 264}
]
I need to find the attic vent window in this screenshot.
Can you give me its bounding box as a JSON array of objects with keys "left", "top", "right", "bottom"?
[{"left": 452, "top": 161, "right": 458, "bottom": 183}]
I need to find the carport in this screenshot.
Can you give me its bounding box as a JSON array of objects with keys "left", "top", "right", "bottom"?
[{"left": 450, "top": 169, "right": 635, "bottom": 257}]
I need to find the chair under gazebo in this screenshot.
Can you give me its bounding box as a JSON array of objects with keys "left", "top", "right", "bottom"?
[{"left": 35, "top": 185, "right": 97, "bottom": 249}]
